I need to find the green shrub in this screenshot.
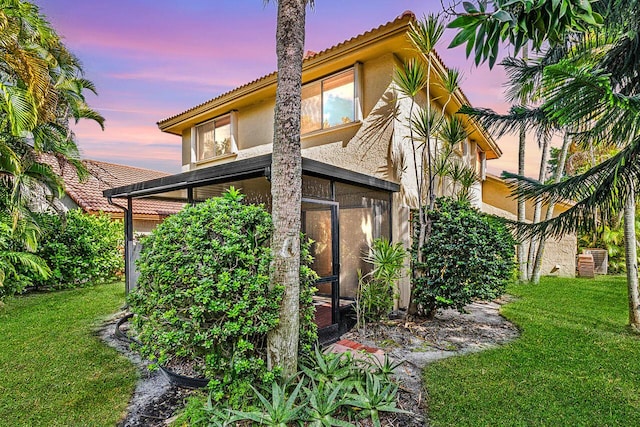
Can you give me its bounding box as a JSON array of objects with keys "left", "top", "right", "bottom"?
[
  {"left": 35, "top": 209, "right": 123, "bottom": 289},
  {"left": 356, "top": 238, "right": 406, "bottom": 327},
  {"left": 412, "top": 197, "right": 516, "bottom": 317},
  {"left": 128, "top": 189, "right": 317, "bottom": 405}
]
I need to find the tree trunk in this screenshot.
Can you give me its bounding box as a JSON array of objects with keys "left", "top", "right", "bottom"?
[
  {"left": 517, "top": 124, "right": 527, "bottom": 281},
  {"left": 531, "top": 133, "right": 570, "bottom": 284},
  {"left": 267, "top": 0, "right": 306, "bottom": 377},
  {"left": 527, "top": 134, "right": 550, "bottom": 280},
  {"left": 623, "top": 189, "right": 640, "bottom": 331}
]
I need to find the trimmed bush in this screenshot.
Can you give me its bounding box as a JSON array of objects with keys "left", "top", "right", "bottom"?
[
  {"left": 128, "top": 189, "right": 317, "bottom": 405},
  {"left": 412, "top": 197, "right": 516, "bottom": 317},
  {"left": 36, "top": 209, "right": 123, "bottom": 289}
]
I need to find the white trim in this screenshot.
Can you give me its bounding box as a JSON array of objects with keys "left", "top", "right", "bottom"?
[{"left": 354, "top": 62, "right": 364, "bottom": 122}]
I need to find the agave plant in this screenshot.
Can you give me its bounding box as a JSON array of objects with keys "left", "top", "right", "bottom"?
[
  {"left": 343, "top": 371, "right": 412, "bottom": 427},
  {"left": 300, "top": 346, "right": 355, "bottom": 386},
  {"left": 303, "top": 381, "right": 353, "bottom": 427},
  {"left": 232, "top": 380, "right": 305, "bottom": 427}
]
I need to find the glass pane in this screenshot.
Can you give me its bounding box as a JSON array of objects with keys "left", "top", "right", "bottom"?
[
  {"left": 214, "top": 116, "right": 231, "bottom": 156},
  {"left": 301, "top": 82, "right": 322, "bottom": 134},
  {"left": 192, "top": 177, "right": 271, "bottom": 210},
  {"left": 335, "top": 182, "right": 390, "bottom": 299},
  {"left": 339, "top": 207, "right": 373, "bottom": 298},
  {"left": 323, "top": 70, "right": 354, "bottom": 128},
  {"left": 196, "top": 121, "right": 215, "bottom": 160},
  {"left": 302, "top": 175, "right": 331, "bottom": 200},
  {"left": 302, "top": 203, "right": 333, "bottom": 278}
]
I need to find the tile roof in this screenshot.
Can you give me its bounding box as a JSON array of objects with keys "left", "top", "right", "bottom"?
[{"left": 44, "top": 156, "right": 184, "bottom": 217}]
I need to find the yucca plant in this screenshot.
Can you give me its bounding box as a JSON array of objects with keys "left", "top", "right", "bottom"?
[{"left": 357, "top": 238, "right": 406, "bottom": 328}]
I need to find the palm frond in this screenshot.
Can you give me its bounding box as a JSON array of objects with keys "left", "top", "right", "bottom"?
[
  {"left": 394, "top": 58, "right": 427, "bottom": 98},
  {"left": 408, "top": 13, "right": 445, "bottom": 55},
  {"left": 503, "top": 135, "right": 640, "bottom": 239}
]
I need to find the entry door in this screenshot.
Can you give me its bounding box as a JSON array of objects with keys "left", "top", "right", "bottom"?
[{"left": 301, "top": 198, "right": 340, "bottom": 325}]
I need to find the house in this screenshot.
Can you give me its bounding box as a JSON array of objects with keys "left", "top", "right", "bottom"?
[
  {"left": 104, "top": 11, "right": 567, "bottom": 328},
  {"left": 482, "top": 173, "right": 577, "bottom": 277},
  {"left": 44, "top": 157, "right": 183, "bottom": 232}
]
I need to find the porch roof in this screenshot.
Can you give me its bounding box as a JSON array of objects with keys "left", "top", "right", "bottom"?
[{"left": 103, "top": 154, "right": 400, "bottom": 199}]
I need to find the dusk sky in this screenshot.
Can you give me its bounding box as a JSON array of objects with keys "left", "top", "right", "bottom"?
[{"left": 37, "top": 0, "right": 543, "bottom": 176}]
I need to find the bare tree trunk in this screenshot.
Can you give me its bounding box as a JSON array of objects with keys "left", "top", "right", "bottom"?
[
  {"left": 517, "top": 124, "right": 527, "bottom": 281},
  {"left": 623, "top": 189, "right": 640, "bottom": 331},
  {"left": 267, "top": 0, "right": 306, "bottom": 376},
  {"left": 527, "top": 134, "right": 550, "bottom": 280},
  {"left": 531, "top": 133, "right": 570, "bottom": 284},
  {"left": 517, "top": 46, "right": 528, "bottom": 282}
]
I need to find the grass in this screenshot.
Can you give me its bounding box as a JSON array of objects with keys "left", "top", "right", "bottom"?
[
  {"left": 0, "top": 282, "right": 137, "bottom": 426},
  {"left": 422, "top": 276, "right": 640, "bottom": 426}
]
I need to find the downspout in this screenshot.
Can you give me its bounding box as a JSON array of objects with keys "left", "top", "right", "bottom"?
[{"left": 108, "top": 195, "right": 134, "bottom": 296}]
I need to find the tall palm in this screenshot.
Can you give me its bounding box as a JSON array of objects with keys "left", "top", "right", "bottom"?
[
  {"left": 452, "top": 0, "right": 640, "bottom": 327},
  {"left": 266, "top": 0, "right": 307, "bottom": 376}
]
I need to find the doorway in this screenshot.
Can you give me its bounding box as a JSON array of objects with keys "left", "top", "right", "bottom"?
[{"left": 301, "top": 198, "right": 340, "bottom": 328}]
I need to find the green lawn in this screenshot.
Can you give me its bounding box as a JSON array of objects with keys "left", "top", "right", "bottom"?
[
  {"left": 0, "top": 282, "right": 137, "bottom": 426},
  {"left": 423, "top": 276, "right": 640, "bottom": 426}
]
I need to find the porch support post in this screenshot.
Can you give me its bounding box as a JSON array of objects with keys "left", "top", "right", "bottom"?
[{"left": 125, "top": 196, "right": 134, "bottom": 295}]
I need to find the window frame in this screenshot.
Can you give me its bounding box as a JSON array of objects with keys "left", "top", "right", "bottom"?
[
  {"left": 191, "top": 111, "right": 238, "bottom": 164},
  {"left": 301, "top": 64, "right": 363, "bottom": 135}
]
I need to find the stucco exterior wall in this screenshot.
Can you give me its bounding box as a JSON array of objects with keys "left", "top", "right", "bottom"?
[
  {"left": 483, "top": 176, "right": 570, "bottom": 221},
  {"left": 481, "top": 203, "right": 576, "bottom": 277}
]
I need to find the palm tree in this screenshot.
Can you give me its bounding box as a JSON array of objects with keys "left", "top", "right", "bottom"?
[
  {"left": 1, "top": 0, "right": 102, "bottom": 239},
  {"left": 451, "top": 0, "right": 640, "bottom": 327},
  {"left": 266, "top": 0, "right": 307, "bottom": 376}
]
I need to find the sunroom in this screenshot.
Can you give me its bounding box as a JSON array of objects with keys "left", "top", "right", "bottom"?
[{"left": 104, "top": 154, "right": 399, "bottom": 331}]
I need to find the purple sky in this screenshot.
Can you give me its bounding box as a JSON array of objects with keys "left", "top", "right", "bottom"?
[{"left": 36, "top": 0, "right": 542, "bottom": 176}]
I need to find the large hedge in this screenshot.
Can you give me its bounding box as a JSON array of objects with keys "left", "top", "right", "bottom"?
[
  {"left": 128, "top": 189, "right": 317, "bottom": 404},
  {"left": 412, "top": 198, "right": 516, "bottom": 317},
  {"left": 35, "top": 209, "right": 123, "bottom": 289},
  {"left": 2, "top": 209, "right": 123, "bottom": 297}
]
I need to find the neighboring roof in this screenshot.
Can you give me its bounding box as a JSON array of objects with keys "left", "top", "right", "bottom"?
[
  {"left": 104, "top": 154, "right": 400, "bottom": 199},
  {"left": 156, "top": 11, "right": 501, "bottom": 159},
  {"left": 44, "top": 156, "right": 184, "bottom": 217}
]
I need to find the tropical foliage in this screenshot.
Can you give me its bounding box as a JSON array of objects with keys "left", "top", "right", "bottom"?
[
  {"left": 449, "top": 0, "right": 640, "bottom": 326},
  {"left": 128, "top": 190, "right": 318, "bottom": 406},
  {"left": 1, "top": 209, "right": 122, "bottom": 299},
  {"left": 176, "top": 348, "right": 412, "bottom": 427},
  {"left": 412, "top": 198, "right": 516, "bottom": 318},
  {"left": 356, "top": 238, "right": 405, "bottom": 327},
  {"left": 394, "top": 13, "right": 481, "bottom": 315},
  {"left": 1, "top": 0, "right": 104, "bottom": 287},
  {"left": 33, "top": 209, "right": 123, "bottom": 288},
  {"left": 448, "top": 0, "right": 603, "bottom": 67}
]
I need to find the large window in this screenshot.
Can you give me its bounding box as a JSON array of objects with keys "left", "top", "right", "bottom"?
[
  {"left": 195, "top": 115, "right": 232, "bottom": 161},
  {"left": 301, "top": 69, "right": 355, "bottom": 134}
]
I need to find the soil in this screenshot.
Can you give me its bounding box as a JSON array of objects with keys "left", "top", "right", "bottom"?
[
  {"left": 98, "top": 297, "right": 519, "bottom": 426},
  {"left": 342, "top": 297, "right": 520, "bottom": 426}
]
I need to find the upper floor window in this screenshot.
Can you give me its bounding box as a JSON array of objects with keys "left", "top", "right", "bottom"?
[
  {"left": 195, "top": 115, "right": 232, "bottom": 161},
  {"left": 301, "top": 69, "right": 355, "bottom": 134}
]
